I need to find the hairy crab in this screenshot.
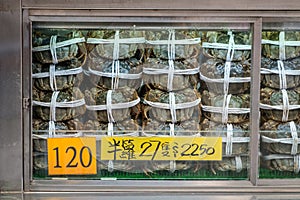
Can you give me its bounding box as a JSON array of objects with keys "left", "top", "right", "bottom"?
[
  {"left": 86, "top": 52, "right": 143, "bottom": 89},
  {"left": 87, "top": 30, "right": 145, "bottom": 60},
  {"left": 84, "top": 119, "right": 139, "bottom": 135},
  {"left": 261, "top": 57, "right": 300, "bottom": 89},
  {"left": 32, "top": 118, "right": 83, "bottom": 153},
  {"left": 142, "top": 119, "right": 200, "bottom": 136},
  {"left": 200, "top": 58, "right": 251, "bottom": 94},
  {"left": 32, "top": 57, "right": 85, "bottom": 91},
  {"left": 262, "top": 31, "right": 300, "bottom": 60},
  {"left": 142, "top": 57, "right": 200, "bottom": 91},
  {"left": 202, "top": 31, "right": 251, "bottom": 61},
  {"left": 210, "top": 155, "right": 248, "bottom": 174},
  {"left": 201, "top": 119, "right": 249, "bottom": 155},
  {"left": 33, "top": 87, "right": 86, "bottom": 121},
  {"left": 32, "top": 29, "right": 86, "bottom": 64},
  {"left": 262, "top": 154, "right": 300, "bottom": 173},
  {"left": 143, "top": 88, "right": 201, "bottom": 123},
  {"left": 260, "top": 87, "right": 300, "bottom": 122},
  {"left": 145, "top": 30, "right": 200, "bottom": 60},
  {"left": 201, "top": 90, "right": 250, "bottom": 124},
  {"left": 85, "top": 86, "right": 140, "bottom": 122},
  {"left": 261, "top": 120, "right": 300, "bottom": 155}
]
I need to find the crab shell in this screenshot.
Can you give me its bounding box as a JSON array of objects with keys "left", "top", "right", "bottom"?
[
  {"left": 84, "top": 119, "right": 139, "bottom": 135},
  {"left": 86, "top": 52, "right": 143, "bottom": 89},
  {"left": 261, "top": 57, "right": 300, "bottom": 89},
  {"left": 33, "top": 154, "right": 48, "bottom": 170},
  {"left": 200, "top": 58, "right": 251, "bottom": 94},
  {"left": 32, "top": 118, "right": 84, "bottom": 153},
  {"left": 142, "top": 118, "right": 200, "bottom": 136},
  {"left": 261, "top": 120, "right": 300, "bottom": 154},
  {"left": 147, "top": 161, "right": 197, "bottom": 173},
  {"left": 89, "top": 30, "right": 145, "bottom": 60},
  {"left": 262, "top": 31, "right": 300, "bottom": 60},
  {"left": 260, "top": 87, "right": 300, "bottom": 122},
  {"left": 143, "top": 88, "right": 201, "bottom": 123},
  {"left": 33, "top": 30, "right": 87, "bottom": 64},
  {"left": 142, "top": 58, "right": 200, "bottom": 91},
  {"left": 202, "top": 31, "right": 251, "bottom": 61},
  {"left": 201, "top": 90, "right": 250, "bottom": 124},
  {"left": 85, "top": 86, "right": 140, "bottom": 122},
  {"left": 210, "top": 156, "right": 248, "bottom": 174},
  {"left": 146, "top": 30, "right": 200, "bottom": 59},
  {"left": 201, "top": 119, "right": 249, "bottom": 155},
  {"left": 33, "top": 87, "right": 86, "bottom": 121},
  {"left": 32, "top": 57, "right": 85, "bottom": 91},
  {"left": 262, "top": 155, "right": 299, "bottom": 173}
]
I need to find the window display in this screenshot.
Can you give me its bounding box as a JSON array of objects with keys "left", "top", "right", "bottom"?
[{"left": 31, "top": 26, "right": 252, "bottom": 180}]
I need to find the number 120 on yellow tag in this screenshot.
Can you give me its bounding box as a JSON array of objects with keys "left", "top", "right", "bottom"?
[{"left": 47, "top": 137, "right": 97, "bottom": 175}]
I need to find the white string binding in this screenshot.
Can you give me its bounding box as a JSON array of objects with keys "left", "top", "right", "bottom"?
[
  {"left": 50, "top": 35, "right": 58, "bottom": 64},
  {"left": 32, "top": 37, "right": 85, "bottom": 52},
  {"left": 290, "top": 121, "right": 298, "bottom": 155},
  {"left": 49, "top": 64, "right": 57, "bottom": 91},
  {"left": 235, "top": 156, "right": 243, "bottom": 173},
  {"left": 277, "top": 60, "right": 287, "bottom": 89},
  {"left": 143, "top": 98, "right": 200, "bottom": 110},
  {"left": 226, "top": 124, "right": 233, "bottom": 155},
  {"left": 221, "top": 94, "right": 232, "bottom": 124},
  {"left": 106, "top": 90, "right": 115, "bottom": 123},
  {"left": 281, "top": 89, "right": 290, "bottom": 122},
  {"left": 86, "top": 97, "right": 140, "bottom": 111},
  {"left": 169, "top": 92, "right": 177, "bottom": 123},
  {"left": 279, "top": 31, "right": 286, "bottom": 60}
]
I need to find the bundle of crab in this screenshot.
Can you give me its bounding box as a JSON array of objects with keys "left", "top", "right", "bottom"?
[
  {"left": 85, "top": 86, "right": 140, "bottom": 123},
  {"left": 260, "top": 31, "right": 300, "bottom": 174},
  {"left": 84, "top": 85, "right": 141, "bottom": 172},
  {"left": 32, "top": 87, "right": 86, "bottom": 170},
  {"left": 200, "top": 31, "right": 252, "bottom": 95},
  {"left": 31, "top": 29, "right": 87, "bottom": 170},
  {"left": 209, "top": 155, "right": 249, "bottom": 175},
  {"left": 85, "top": 30, "right": 145, "bottom": 90},
  {"left": 142, "top": 87, "right": 201, "bottom": 173},
  {"left": 261, "top": 154, "right": 300, "bottom": 174},
  {"left": 260, "top": 120, "right": 300, "bottom": 174},
  {"left": 32, "top": 118, "right": 84, "bottom": 170},
  {"left": 142, "top": 87, "right": 201, "bottom": 124},
  {"left": 84, "top": 118, "right": 140, "bottom": 173},
  {"left": 141, "top": 118, "right": 202, "bottom": 174},
  {"left": 143, "top": 30, "right": 201, "bottom": 92},
  {"left": 201, "top": 119, "right": 250, "bottom": 173},
  {"left": 201, "top": 90, "right": 250, "bottom": 125},
  {"left": 200, "top": 31, "right": 251, "bottom": 174}
]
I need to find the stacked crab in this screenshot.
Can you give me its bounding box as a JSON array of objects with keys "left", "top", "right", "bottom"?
[
  {"left": 84, "top": 30, "right": 144, "bottom": 172},
  {"left": 141, "top": 30, "right": 202, "bottom": 173},
  {"left": 31, "top": 29, "right": 87, "bottom": 171},
  {"left": 200, "top": 31, "right": 252, "bottom": 174},
  {"left": 260, "top": 31, "right": 300, "bottom": 173}
]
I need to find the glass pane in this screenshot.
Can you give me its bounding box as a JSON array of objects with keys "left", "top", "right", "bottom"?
[
  {"left": 260, "top": 22, "right": 300, "bottom": 178},
  {"left": 31, "top": 23, "right": 252, "bottom": 180}
]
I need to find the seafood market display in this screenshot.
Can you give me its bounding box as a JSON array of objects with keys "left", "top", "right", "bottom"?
[
  {"left": 31, "top": 27, "right": 254, "bottom": 178},
  {"left": 260, "top": 31, "right": 300, "bottom": 174}
]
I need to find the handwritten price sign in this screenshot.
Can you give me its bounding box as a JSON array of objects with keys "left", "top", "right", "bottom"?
[
  {"left": 47, "top": 137, "right": 97, "bottom": 175},
  {"left": 101, "top": 137, "right": 222, "bottom": 161}
]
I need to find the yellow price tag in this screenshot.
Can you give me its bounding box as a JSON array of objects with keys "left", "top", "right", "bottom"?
[
  {"left": 101, "top": 137, "right": 222, "bottom": 161},
  {"left": 47, "top": 137, "right": 97, "bottom": 175}
]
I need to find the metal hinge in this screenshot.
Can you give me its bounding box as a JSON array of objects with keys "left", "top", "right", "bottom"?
[{"left": 23, "top": 97, "right": 30, "bottom": 109}]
